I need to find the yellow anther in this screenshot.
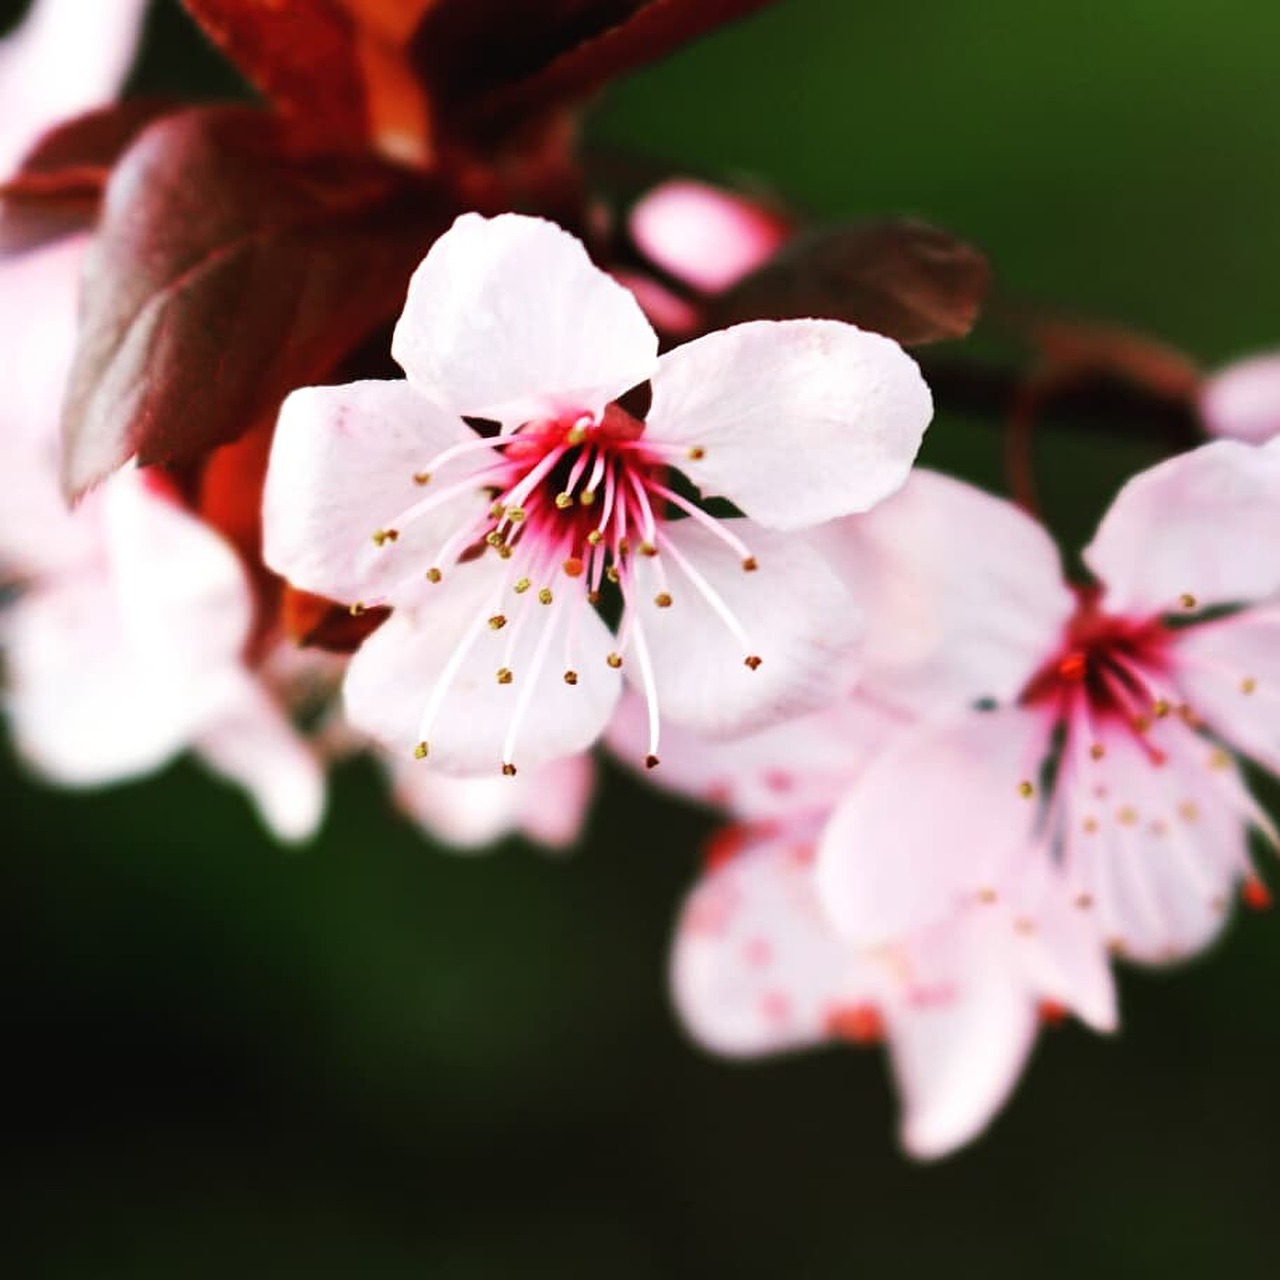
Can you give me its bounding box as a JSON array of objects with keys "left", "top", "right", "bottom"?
[
  {"left": 554, "top": 492, "right": 574, "bottom": 510},
  {"left": 654, "top": 592, "right": 672, "bottom": 608},
  {"left": 1117, "top": 806, "right": 1138, "bottom": 826},
  {"left": 1242, "top": 677, "right": 1257, "bottom": 694},
  {"left": 580, "top": 490, "right": 597, "bottom": 506},
  {"left": 426, "top": 568, "right": 443, "bottom": 583},
  {"left": 586, "top": 530, "right": 604, "bottom": 546},
  {"left": 413, "top": 741, "right": 429, "bottom": 760},
  {"left": 485, "top": 531, "right": 504, "bottom": 547},
  {"left": 639, "top": 542, "right": 658, "bottom": 558},
  {"left": 514, "top": 577, "right": 531, "bottom": 594},
  {"left": 349, "top": 602, "right": 366, "bottom": 616},
  {"left": 496, "top": 545, "right": 513, "bottom": 560},
  {"left": 507, "top": 507, "right": 525, "bottom": 522},
  {"left": 489, "top": 501, "right": 506, "bottom": 520},
  {"left": 1090, "top": 743, "right": 1106, "bottom": 760},
  {"left": 1180, "top": 593, "right": 1197, "bottom": 610},
  {"left": 372, "top": 528, "right": 399, "bottom": 546},
  {"left": 1018, "top": 780, "right": 1035, "bottom": 798},
  {"left": 488, "top": 614, "right": 507, "bottom": 630},
  {"left": 496, "top": 667, "right": 513, "bottom": 685},
  {"left": 566, "top": 425, "right": 588, "bottom": 445},
  {"left": 538, "top": 587, "right": 553, "bottom": 605},
  {"left": 606, "top": 653, "right": 623, "bottom": 669},
  {"left": 605, "top": 565, "right": 621, "bottom": 584},
  {"left": 1178, "top": 800, "right": 1199, "bottom": 823},
  {"left": 687, "top": 446, "right": 706, "bottom": 461},
  {"left": 1210, "top": 748, "right": 1232, "bottom": 771},
  {"left": 1153, "top": 699, "right": 1170, "bottom": 718}
]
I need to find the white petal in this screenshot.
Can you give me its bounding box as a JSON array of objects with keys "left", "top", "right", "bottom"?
[
  {"left": 392, "top": 213, "right": 658, "bottom": 423},
  {"left": 646, "top": 320, "right": 931, "bottom": 530},
  {"left": 263, "top": 380, "right": 485, "bottom": 606},
  {"left": 817, "top": 469, "right": 1073, "bottom": 714},
  {"left": 816, "top": 708, "right": 1047, "bottom": 945},
  {"left": 626, "top": 519, "right": 861, "bottom": 739},
  {"left": 1084, "top": 440, "right": 1280, "bottom": 615},
  {"left": 389, "top": 752, "right": 594, "bottom": 851},
  {"left": 344, "top": 558, "right": 622, "bottom": 775},
  {"left": 0, "top": 0, "right": 149, "bottom": 174}
]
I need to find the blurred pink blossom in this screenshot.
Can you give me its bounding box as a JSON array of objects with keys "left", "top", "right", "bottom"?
[
  {"left": 673, "top": 825, "right": 1114, "bottom": 1160},
  {"left": 818, "top": 444, "right": 1280, "bottom": 965},
  {"left": 1199, "top": 351, "right": 1280, "bottom": 444}
]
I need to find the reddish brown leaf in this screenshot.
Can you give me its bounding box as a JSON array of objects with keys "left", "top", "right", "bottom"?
[
  {"left": 282, "top": 586, "right": 390, "bottom": 653},
  {"left": 452, "top": 0, "right": 783, "bottom": 139},
  {"left": 706, "top": 220, "right": 992, "bottom": 347},
  {"left": 181, "top": 0, "right": 370, "bottom": 149},
  {"left": 181, "top": 0, "right": 432, "bottom": 162},
  {"left": 62, "top": 106, "right": 449, "bottom": 496},
  {"left": 0, "top": 100, "right": 178, "bottom": 253}
]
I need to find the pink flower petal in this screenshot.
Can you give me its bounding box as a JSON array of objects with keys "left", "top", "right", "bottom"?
[
  {"left": 0, "top": 0, "right": 149, "bottom": 173},
  {"left": 625, "top": 519, "right": 861, "bottom": 742},
  {"left": 819, "top": 470, "right": 1073, "bottom": 714},
  {"left": 196, "top": 678, "right": 327, "bottom": 844},
  {"left": 1176, "top": 606, "right": 1280, "bottom": 775},
  {"left": 816, "top": 708, "right": 1047, "bottom": 945},
  {"left": 1057, "top": 718, "right": 1251, "bottom": 964},
  {"left": 263, "top": 380, "right": 484, "bottom": 607},
  {"left": 343, "top": 557, "right": 622, "bottom": 775},
  {"left": 671, "top": 830, "right": 855, "bottom": 1057},
  {"left": 1084, "top": 440, "right": 1280, "bottom": 616},
  {"left": 887, "top": 929, "right": 1038, "bottom": 1161},
  {"left": 1199, "top": 352, "right": 1280, "bottom": 444},
  {"left": 606, "top": 691, "right": 906, "bottom": 821},
  {"left": 392, "top": 213, "right": 657, "bottom": 424},
  {"left": 629, "top": 179, "right": 787, "bottom": 294},
  {"left": 647, "top": 319, "right": 931, "bottom": 530}
]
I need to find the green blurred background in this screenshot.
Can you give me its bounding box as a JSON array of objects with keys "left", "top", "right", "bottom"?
[{"left": 6, "top": 1, "right": 1280, "bottom": 1274}]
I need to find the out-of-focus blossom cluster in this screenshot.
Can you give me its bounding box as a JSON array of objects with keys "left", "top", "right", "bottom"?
[{"left": 3, "top": 0, "right": 1279, "bottom": 1162}]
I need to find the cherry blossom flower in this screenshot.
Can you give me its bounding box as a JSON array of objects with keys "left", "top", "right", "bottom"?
[
  {"left": 674, "top": 826, "right": 1115, "bottom": 1160},
  {"left": 817, "top": 444, "right": 1280, "bottom": 964},
  {"left": 264, "top": 212, "right": 932, "bottom": 777},
  {"left": 1200, "top": 350, "right": 1280, "bottom": 444}
]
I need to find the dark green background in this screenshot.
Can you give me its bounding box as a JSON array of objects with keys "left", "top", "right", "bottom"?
[{"left": 6, "top": 1, "right": 1280, "bottom": 1274}]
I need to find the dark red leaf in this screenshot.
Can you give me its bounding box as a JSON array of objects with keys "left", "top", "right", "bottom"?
[
  {"left": 450, "top": 0, "right": 783, "bottom": 139},
  {"left": 282, "top": 586, "right": 390, "bottom": 653},
  {"left": 180, "top": 0, "right": 433, "bottom": 161},
  {"left": 0, "top": 99, "right": 179, "bottom": 253},
  {"left": 62, "top": 106, "right": 449, "bottom": 496},
  {"left": 706, "top": 220, "right": 992, "bottom": 347},
  {"left": 181, "top": 0, "right": 369, "bottom": 149}
]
